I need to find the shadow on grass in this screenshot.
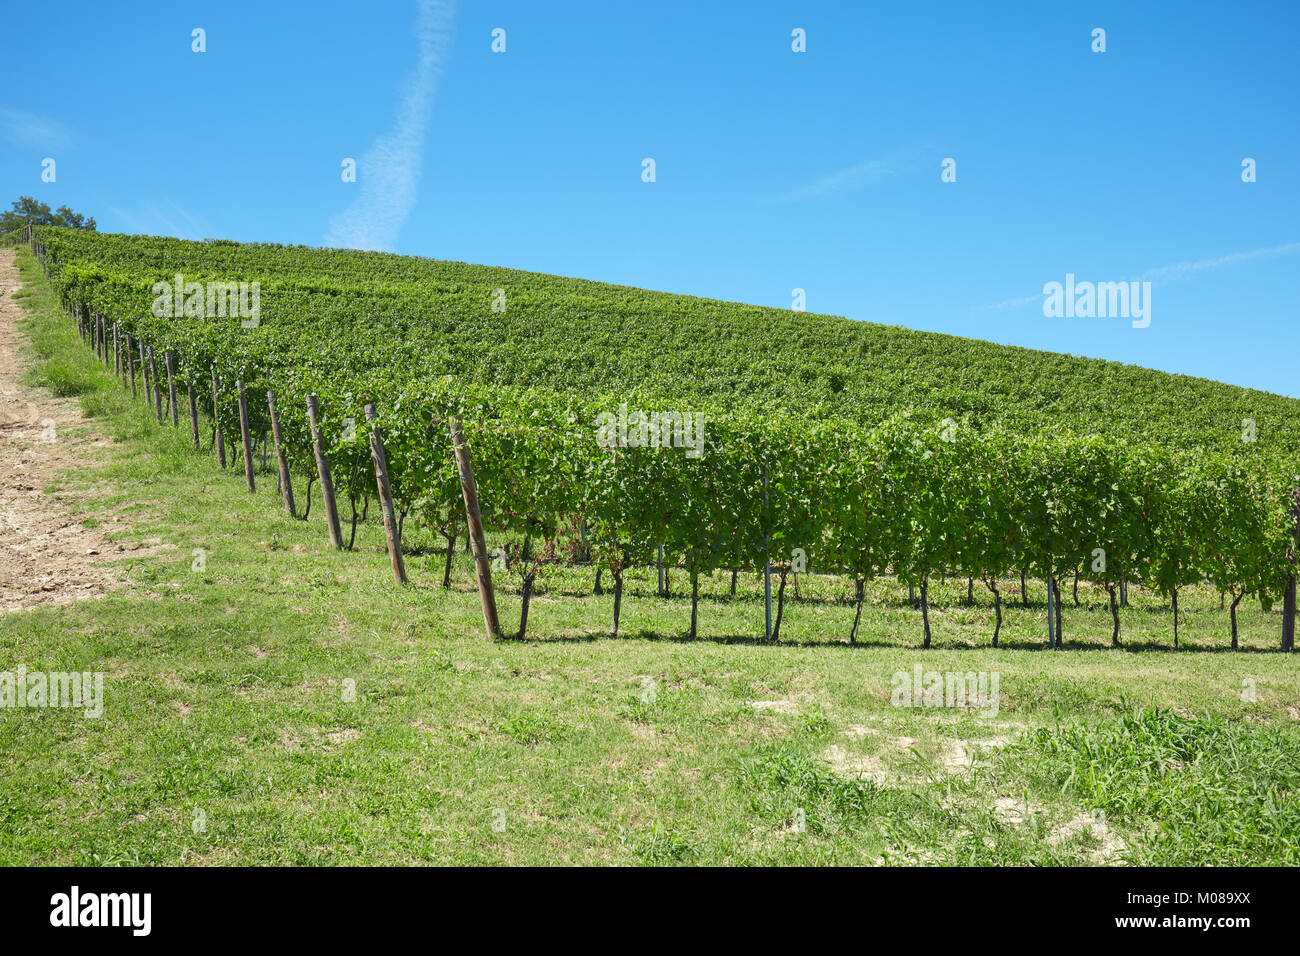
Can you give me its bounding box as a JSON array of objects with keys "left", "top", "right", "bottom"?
[{"left": 504, "top": 626, "right": 1293, "bottom": 654}]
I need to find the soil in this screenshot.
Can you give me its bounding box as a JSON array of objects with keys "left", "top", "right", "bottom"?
[{"left": 0, "top": 248, "right": 139, "bottom": 612}]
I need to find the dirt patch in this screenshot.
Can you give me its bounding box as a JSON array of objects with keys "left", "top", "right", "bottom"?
[
  {"left": 992, "top": 795, "right": 1043, "bottom": 826},
  {"left": 992, "top": 797, "right": 1128, "bottom": 863},
  {"left": 1049, "top": 812, "right": 1128, "bottom": 863},
  {"left": 821, "top": 744, "right": 889, "bottom": 784},
  {"left": 279, "top": 727, "right": 361, "bottom": 751},
  {"left": 937, "top": 735, "right": 1012, "bottom": 773},
  {"left": 0, "top": 249, "right": 141, "bottom": 613},
  {"left": 843, "top": 724, "right": 878, "bottom": 738},
  {"left": 747, "top": 699, "right": 799, "bottom": 714}
]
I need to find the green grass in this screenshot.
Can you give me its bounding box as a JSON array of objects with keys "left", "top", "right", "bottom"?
[{"left": 2, "top": 245, "right": 1298, "bottom": 866}]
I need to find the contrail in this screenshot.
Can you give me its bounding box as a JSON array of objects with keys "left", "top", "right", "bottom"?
[
  {"left": 1136, "top": 242, "right": 1300, "bottom": 283},
  {"left": 981, "top": 241, "right": 1300, "bottom": 312},
  {"left": 325, "top": 0, "right": 458, "bottom": 251}
]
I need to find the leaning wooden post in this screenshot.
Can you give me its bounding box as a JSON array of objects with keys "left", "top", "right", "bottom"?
[
  {"left": 150, "top": 348, "right": 163, "bottom": 421},
  {"left": 187, "top": 373, "right": 200, "bottom": 449},
  {"left": 306, "top": 394, "right": 343, "bottom": 549},
  {"left": 266, "top": 390, "right": 296, "bottom": 518},
  {"left": 165, "top": 353, "right": 179, "bottom": 426},
  {"left": 211, "top": 369, "right": 226, "bottom": 469},
  {"left": 1284, "top": 480, "right": 1300, "bottom": 653},
  {"left": 236, "top": 379, "right": 255, "bottom": 492},
  {"left": 449, "top": 416, "right": 500, "bottom": 640},
  {"left": 363, "top": 405, "right": 407, "bottom": 584},
  {"left": 127, "top": 335, "right": 137, "bottom": 398},
  {"left": 140, "top": 340, "right": 153, "bottom": 409}
]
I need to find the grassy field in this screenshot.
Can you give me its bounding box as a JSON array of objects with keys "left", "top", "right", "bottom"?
[{"left": 2, "top": 245, "right": 1299, "bottom": 866}]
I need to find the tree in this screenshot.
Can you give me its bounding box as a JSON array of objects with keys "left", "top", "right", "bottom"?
[{"left": 1, "top": 196, "right": 97, "bottom": 235}]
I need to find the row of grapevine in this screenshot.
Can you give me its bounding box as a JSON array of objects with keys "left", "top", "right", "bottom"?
[
  {"left": 28, "top": 227, "right": 1300, "bottom": 649},
  {"left": 33, "top": 225, "right": 1300, "bottom": 461}
]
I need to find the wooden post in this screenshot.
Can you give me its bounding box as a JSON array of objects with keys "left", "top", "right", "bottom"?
[
  {"left": 364, "top": 405, "right": 407, "bottom": 585},
  {"left": 306, "top": 394, "right": 343, "bottom": 549},
  {"left": 449, "top": 416, "right": 500, "bottom": 639},
  {"left": 236, "top": 379, "right": 255, "bottom": 491},
  {"left": 187, "top": 376, "right": 200, "bottom": 449},
  {"left": 150, "top": 348, "right": 163, "bottom": 421},
  {"left": 267, "top": 390, "right": 296, "bottom": 518},
  {"left": 165, "top": 353, "right": 179, "bottom": 427},
  {"left": 1047, "top": 577, "right": 1057, "bottom": 649},
  {"left": 1284, "top": 482, "right": 1300, "bottom": 652},
  {"left": 211, "top": 369, "right": 226, "bottom": 469},
  {"left": 112, "top": 323, "right": 120, "bottom": 377},
  {"left": 127, "top": 334, "right": 137, "bottom": 398},
  {"left": 762, "top": 465, "right": 772, "bottom": 641},
  {"left": 140, "top": 340, "right": 153, "bottom": 409}
]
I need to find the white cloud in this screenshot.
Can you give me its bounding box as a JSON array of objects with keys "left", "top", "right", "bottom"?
[
  {"left": 325, "top": 0, "right": 458, "bottom": 251},
  {"left": 104, "top": 203, "right": 208, "bottom": 240},
  {"left": 777, "top": 160, "right": 897, "bottom": 201},
  {"left": 770, "top": 146, "right": 933, "bottom": 202},
  {"left": 980, "top": 294, "right": 1041, "bottom": 312},
  {"left": 0, "top": 108, "right": 72, "bottom": 150},
  {"left": 1136, "top": 242, "right": 1300, "bottom": 284},
  {"left": 981, "top": 241, "right": 1300, "bottom": 312}
]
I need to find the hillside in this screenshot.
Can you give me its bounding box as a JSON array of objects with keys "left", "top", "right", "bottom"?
[
  {"left": 38, "top": 228, "right": 1300, "bottom": 462},
  {"left": 3, "top": 242, "right": 1300, "bottom": 871}
]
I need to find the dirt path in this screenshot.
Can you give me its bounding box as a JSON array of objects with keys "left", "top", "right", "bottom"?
[{"left": 0, "top": 248, "right": 123, "bottom": 612}]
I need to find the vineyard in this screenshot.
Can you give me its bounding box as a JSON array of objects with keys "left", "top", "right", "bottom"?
[{"left": 24, "top": 225, "right": 1300, "bottom": 650}]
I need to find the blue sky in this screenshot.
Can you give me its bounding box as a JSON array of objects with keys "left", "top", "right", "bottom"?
[{"left": 2, "top": 1, "right": 1297, "bottom": 395}]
